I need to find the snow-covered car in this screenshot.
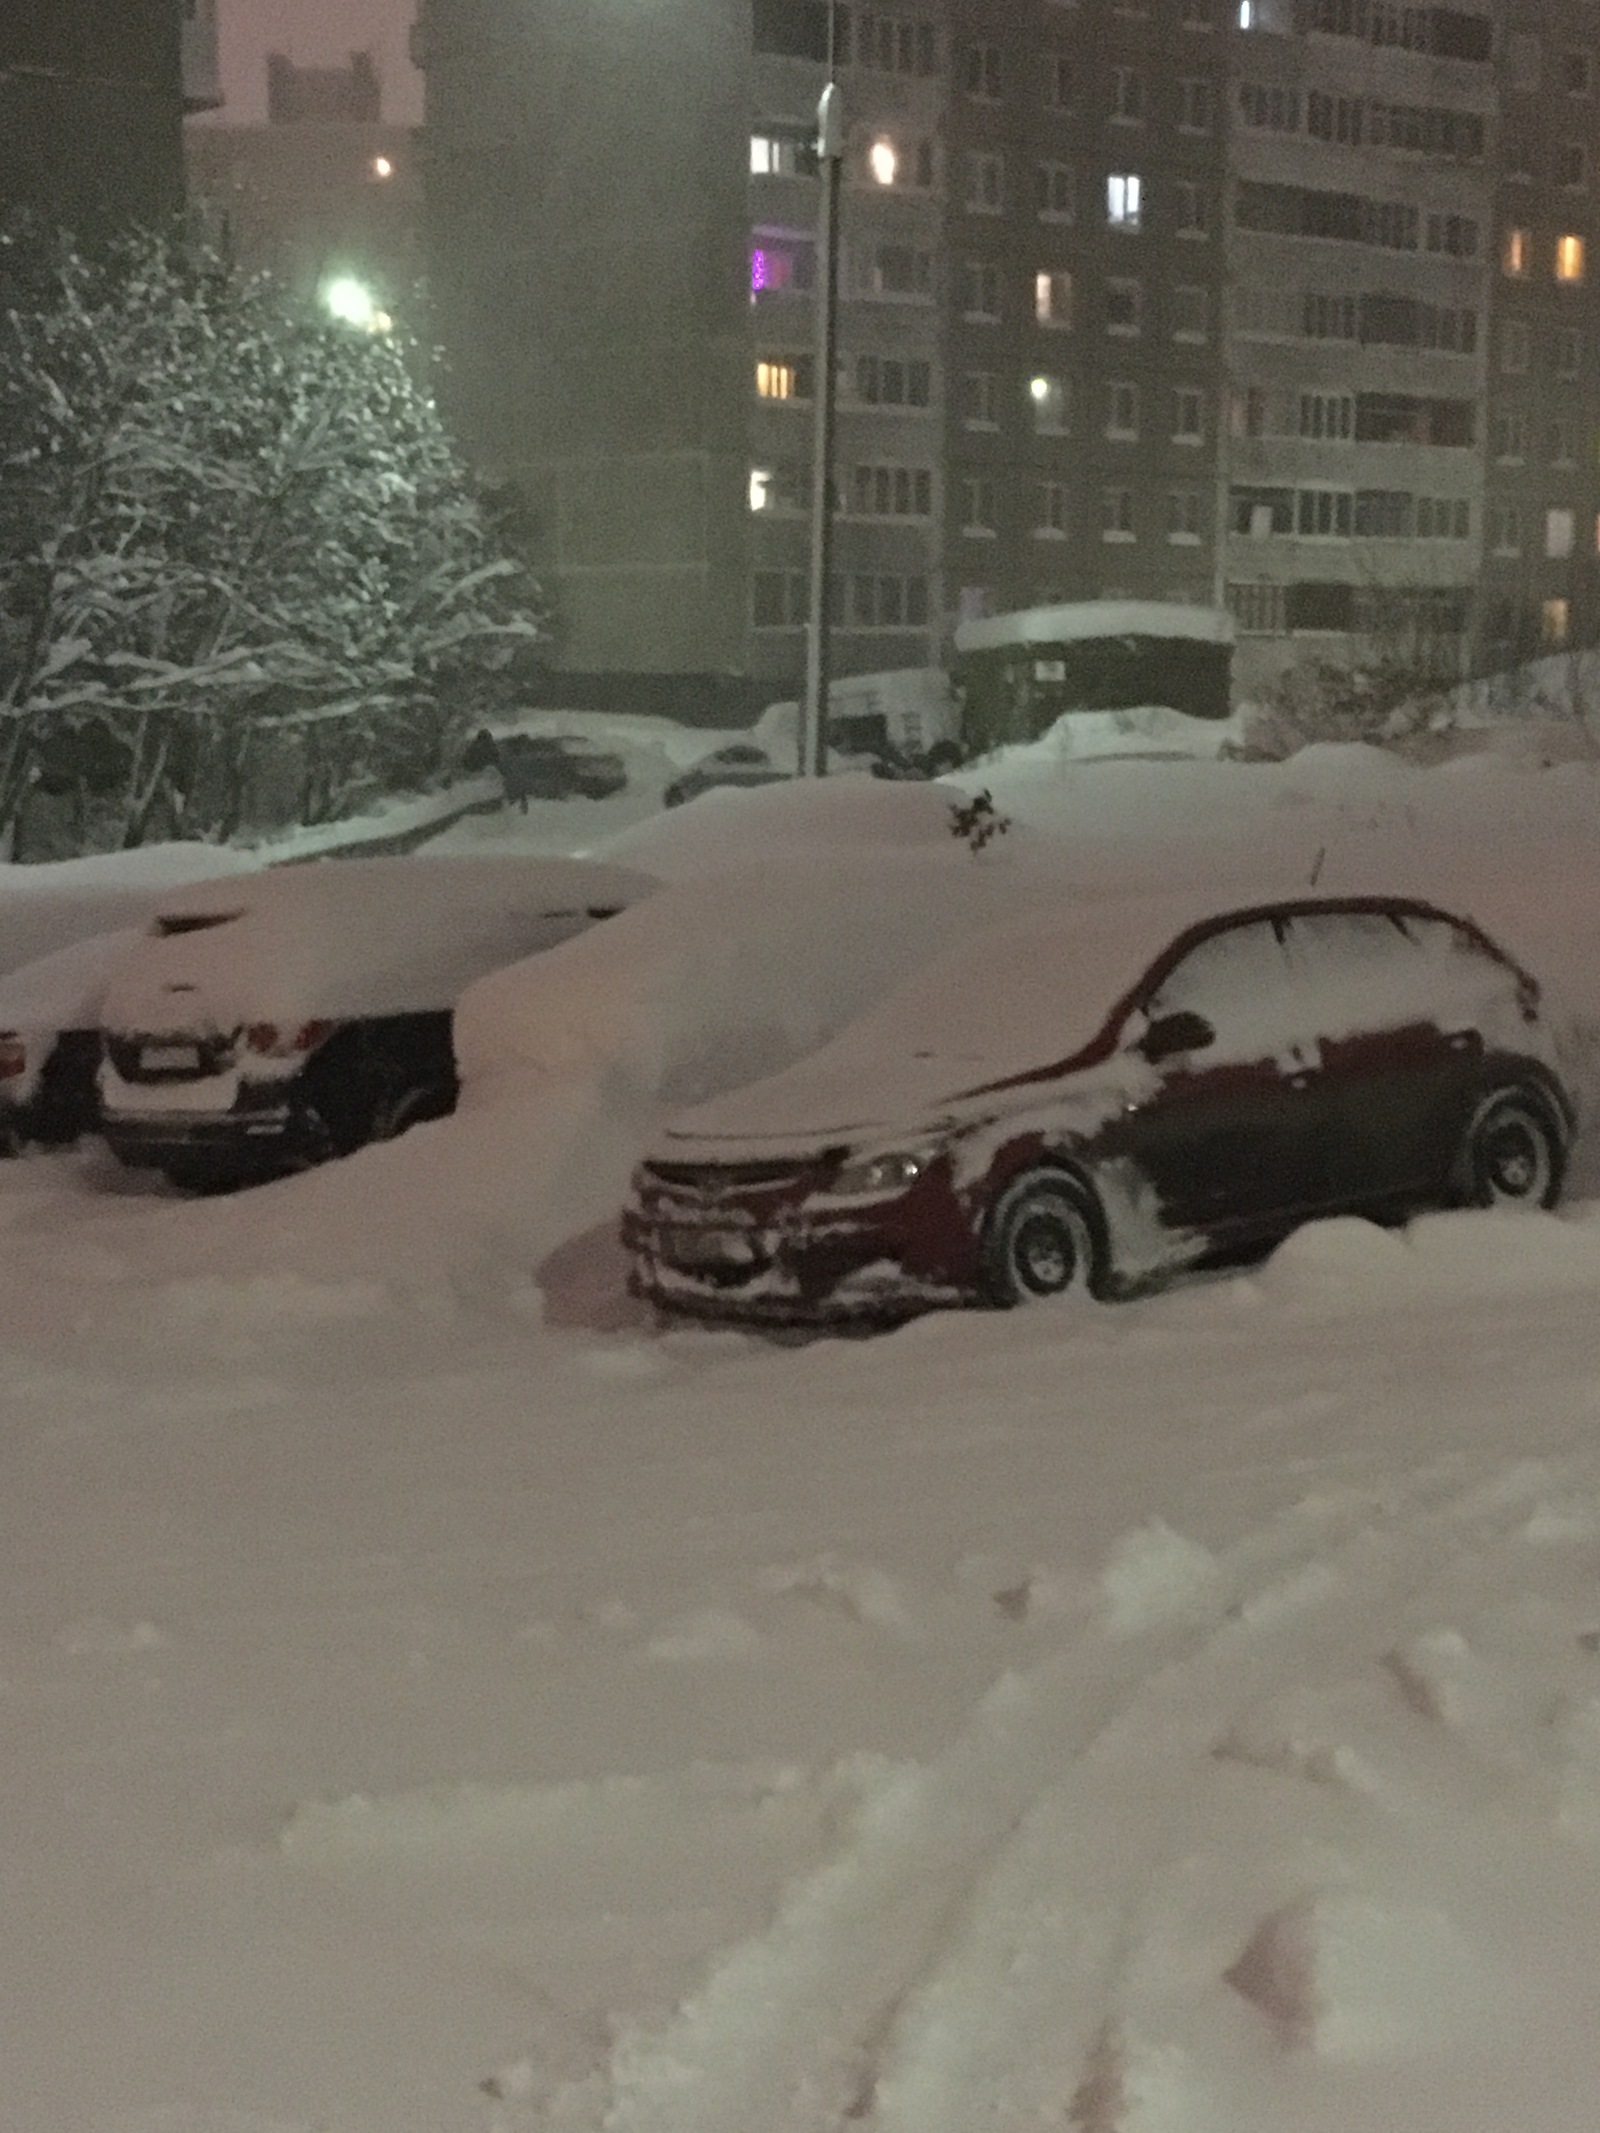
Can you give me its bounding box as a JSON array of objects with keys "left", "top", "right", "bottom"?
[
  {"left": 0, "top": 927, "right": 143, "bottom": 1149},
  {"left": 461, "top": 730, "right": 629, "bottom": 806},
  {"left": 661, "top": 743, "right": 790, "bottom": 809},
  {"left": 98, "top": 855, "right": 654, "bottom": 1190},
  {"left": 625, "top": 893, "right": 1575, "bottom": 1322}
]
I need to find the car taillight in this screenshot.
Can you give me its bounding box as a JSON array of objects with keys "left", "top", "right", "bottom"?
[
  {"left": 0, "top": 1034, "right": 25, "bottom": 1081},
  {"left": 244, "top": 1019, "right": 333, "bottom": 1058}
]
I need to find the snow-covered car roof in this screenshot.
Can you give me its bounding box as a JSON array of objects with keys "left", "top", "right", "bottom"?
[
  {"left": 0, "top": 926, "right": 145, "bottom": 1039},
  {"left": 101, "top": 855, "right": 656, "bottom": 1030},
  {"left": 665, "top": 888, "right": 1527, "bottom": 1143}
]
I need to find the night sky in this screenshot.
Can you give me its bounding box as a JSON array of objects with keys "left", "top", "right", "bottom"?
[{"left": 208, "top": 0, "right": 424, "bottom": 124}]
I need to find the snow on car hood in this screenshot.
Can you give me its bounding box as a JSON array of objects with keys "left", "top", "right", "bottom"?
[{"left": 100, "top": 855, "right": 656, "bottom": 1037}]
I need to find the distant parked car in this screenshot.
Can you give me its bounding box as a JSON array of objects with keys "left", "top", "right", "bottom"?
[
  {"left": 662, "top": 743, "right": 790, "bottom": 809},
  {"left": 625, "top": 894, "right": 1575, "bottom": 1323},
  {"left": 0, "top": 928, "right": 142, "bottom": 1150},
  {"left": 463, "top": 729, "right": 629, "bottom": 809},
  {"left": 98, "top": 855, "right": 654, "bottom": 1191}
]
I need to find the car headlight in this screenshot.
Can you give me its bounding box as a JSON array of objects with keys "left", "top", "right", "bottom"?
[{"left": 830, "top": 1147, "right": 937, "bottom": 1197}]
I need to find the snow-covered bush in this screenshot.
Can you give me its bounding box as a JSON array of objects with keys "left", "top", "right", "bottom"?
[{"left": 0, "top": 222, "right": 547, "bottom": 854}]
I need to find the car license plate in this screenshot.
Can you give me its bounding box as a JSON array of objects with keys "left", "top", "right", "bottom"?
[
  {"left": 141, "top": 1043, "right": 202, "bottom": 1072},
  {"left": 663, "top": 1225, "right": 750, "bottom": 1267}
]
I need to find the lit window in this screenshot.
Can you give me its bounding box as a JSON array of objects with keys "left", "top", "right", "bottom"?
[
  {"left": 1030, "top": 374, "right": 1069, "bottom": 433},
  {"left": 751, "top": 132, "right": 804, "bottom": 177},
  {"left": 756, "top": 356, "right": 813, "bottom": 400},
  {"left": 1557, "top": 233, "right": 1586, "bottom": 280},
  {"left": 1107, "top": 173, "right": 1142, "bottom": 229},
  {"left": 370, "top": 155, "right": 394, "bottom": 180},
  {"left": 1546, "top": 507, "right": 1576, "bottom": 558},
  {"left": 868, "top": 138, "right": 898, "bottom": 185},
  {"left": 1503, "top": 227, "right": 1530, "bottom": 276},
  {"left": 750, "top": 467, "right": 775, "bottom": 512},
  {"left": 1543, "top": 597, "right": 1571, "bottom": 644},
  {"left": 1035, "top": 269, "right": 1074, "bottom": 325}
]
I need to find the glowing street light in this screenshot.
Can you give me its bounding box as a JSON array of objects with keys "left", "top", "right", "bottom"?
[{"left": 321, "top": 276, "right": 392, "bottom": 333}]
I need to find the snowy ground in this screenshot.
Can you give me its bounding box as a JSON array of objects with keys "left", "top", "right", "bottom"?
[{"left": 3, "top": 737, "right": 1600, "bottom": 2130}]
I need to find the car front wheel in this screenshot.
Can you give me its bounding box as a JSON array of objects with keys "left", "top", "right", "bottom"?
[
  {"left": 1454, "top": 1087, "right": 1566, "bottom": 1211},
  {"left": 980, "top": 1171, "right": 1101, "bottom": 1307}
]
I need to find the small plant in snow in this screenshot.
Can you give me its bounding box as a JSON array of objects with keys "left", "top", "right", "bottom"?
[{"left": 948, "top": 787, "right": 1011, "bottom": 853}]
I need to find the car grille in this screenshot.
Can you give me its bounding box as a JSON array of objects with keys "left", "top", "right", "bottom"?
[{"left": 642, "top": 1157, "right": 811, "bottom": 1197}]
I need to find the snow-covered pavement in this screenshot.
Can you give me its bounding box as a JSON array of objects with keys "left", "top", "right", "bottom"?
[{"left": 3, "top": 1164, "right": 1600, "bottom": 2131}]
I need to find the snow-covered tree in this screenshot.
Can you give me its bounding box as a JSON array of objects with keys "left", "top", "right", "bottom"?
[{"left": 0, "top": 223, "right": 546, "bottom": 848}]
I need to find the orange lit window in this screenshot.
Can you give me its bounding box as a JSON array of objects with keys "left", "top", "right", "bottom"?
[
  {"left": 1503, "top": 226, "right": 1530, "bottom": 274},
  {"left": 1557, "top": 232, "right": 1586, "bottom": 279},
  {"left": 1543, "top": 597, "right": 1571, "bottom": 645}
]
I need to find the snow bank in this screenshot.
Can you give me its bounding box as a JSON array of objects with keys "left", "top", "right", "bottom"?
[
  {"left": 591, "top": 773, "right": 955, "bottom": 881},
  {"left": 0, "top": 841, "right": 259, "bottom": 977}
]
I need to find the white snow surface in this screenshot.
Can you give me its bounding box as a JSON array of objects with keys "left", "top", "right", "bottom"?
[
  {"left": 7, "top": 747, "right": 1600, "bottom": 2129},
  {"left": 0, "top": 840, "right": 260, "bottom": 976}
]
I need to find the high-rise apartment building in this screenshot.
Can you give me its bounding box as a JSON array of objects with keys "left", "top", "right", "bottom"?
[{"left": 417, "top": 0, "right": 1599, "bottom": 697}]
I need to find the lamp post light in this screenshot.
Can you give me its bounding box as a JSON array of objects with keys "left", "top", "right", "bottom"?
[{"left": 800, "top": 49, "right": 844, "bottom": 779}]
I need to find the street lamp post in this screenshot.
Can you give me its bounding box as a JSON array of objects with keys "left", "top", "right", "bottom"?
[{"left": 800, "top": 49, "right": 843, "bottom": 779}]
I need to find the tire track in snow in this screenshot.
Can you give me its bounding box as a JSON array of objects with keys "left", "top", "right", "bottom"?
[{"left": 550, "top": 1460, "right": 1553, "bottom": 2133}]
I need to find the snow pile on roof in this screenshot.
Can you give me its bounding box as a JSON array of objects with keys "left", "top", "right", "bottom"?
[
  {"left": 98, "top": 854, "right": 654, "bottom": 1031},
  {"left": 954, "top": 598, "right": 1234, "bottom": 654}
]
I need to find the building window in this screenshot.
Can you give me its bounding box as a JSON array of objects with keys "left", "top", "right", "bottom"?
[
  {"left": 961, "top": 370, "right": 998, "bottom": 427},
  {"left": 1110, "top": 65, "right": 1144, "bottom": 122},
  {"left": 1102, "top": 487, "right": 1136, "bottom": 540},
  {"left": 1105, "top": 277, "right": 1141, "bottom": 335},
  {"left": 850, "top": 464, "right": 934, "bottom": 517},
  {"left": 1546, "top": 507, "right": 1576, "bottom": 559},
  {"left": 1352, "top": 488, "right": 1410, "bottom": 537},
  {"left": 1171, "top": 284, "right": 1208, "bottom": 341},
  {"left": 751, "top": 237, "right": 816, "bottom": 298},
  {"left": 1508, "top": 33, "right": 1542, "bottom": 90},
  {"left": 855, "top": 355, "right": 932, "bottom": 406},
  {"left": 756, "top": 355, "right": 814, "bottom": 400},
  {"left": 1295, "top": 487, "right": 1352, "bottom": 538},
  {"left": 1228, "top": 582, "right": 1286, "bottom": 635},
  {"left": 1299, "top": 391, "right": 1353, "bottom": 439},
  {"left": 1167, "top": 488, "right": 1203, "bottom": 542},
  {"left": 1174, "top": 180, "right": 1208, "bottom": 236},
  {"left": 1414, "top": 497, "right": 1470, "bottom": 539},
  {"left": 1425, "top": 214, "right": 1478, "bottom": 259},
  {"left": 1557, "top": 141, "right": 1588, "bottom": 190},
  {"left": 1488, "top": 504, "right": 1522, "bottom": 556},
  {"left": 1106, "top": 172, "right": 1142, "bottom": 229},
  {"left": 851, "top": 574, "right": 930, "bottom": 627},
  {"left": 1556, "top": 327, "right": 1582, "bottom": 380},
  {"left": 752, "top": 569, "right": 808, "bottom": 628},
  {"left": 751, "top": 130, "right": 808, "bottom": 176},
  {"left": 1037, "top": 160, "right": 1075, "bottom": 220},
  {"left": 1107, "top": 380, "right": 1139, "bottom": 438},
  {"left": 1563, "top": 49, "right": 1592, "bottom": 95},
  {"left": 1030, "top": 372, "right": 1070, "bottom": 432},
  {"left": 964, "top": 151, "right": 1004, "bottom": 213},
  {"left": 1557, "top": 234, "right": 1586, "bottom": 281},
  {"left": 1035, "top": 480, "right": 1069, "bottom": 536},
  {"left": 1048, "top": 54, "right": 1075, "bottom": 106},
  {"left": 1302, "top": 291, "right": 1359, "bottom": 340},
  {"left": 1230, "top": 486, "right": 1292, "bottom": 536},
  {"left": 964, "top": 41, "right": 1001, "bottom": 98},
  {"left": 1240, "top": 81, "right": 1301, "bottom": 130},
  {"left": 1179, "top": 76, "right": 1213, "bottom": 131},
  {"left": 962, "top": 475, "right": 998, "bottom": 533},
  {"left": 1035, "top": 268, "right": 1074, "bottom": 325},
  {"left": 859, "top": 134, "right": 935, "bottom": 189},
  {"left": 1306, "top": 88, "right": 1359, "bottom": 142},
  {"left": 962, "top": 370, "right": 998, "bottom": 427},
  {"left": 1173, "top": 387, "right": 1205, "bottom": 442},
  {"left": 1492, "top": 409, "right": 1530, "bottom": 462},
  {"left": 1500, "top": 320, "right": 1531, "bottom": 375},
  {"left": 854, "top": 14, "right": 940, "bottom": 75},
  {"left": 1182, "top": 0, "right": 1212, "bottom": 22},
  {"left": 1503, "top": 227, "right": 1530, "bottom": 276},
  {"left": 748, "top": 462, "right": 805, "bottom": 512},
  {"left": 963, "top": 259, "right": 1002, "bottom": 319},
  {"left": 871, "top": 244, "right": 932, "bottom": 296},
  {"left": 1543, "top": 597, "right": 1571, "bottom": 645}
]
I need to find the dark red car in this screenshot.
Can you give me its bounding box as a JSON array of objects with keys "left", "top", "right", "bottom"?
[{"left": 623, "top": 894, "right": 1576, "bottom": 1322}]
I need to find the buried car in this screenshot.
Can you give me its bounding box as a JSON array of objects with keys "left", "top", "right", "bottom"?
[
  {"left": 624, "top": 893, "right": 1576, "bottom": 1321},
  {"left": 98, "top": 854, "right": 654, "bottom": 1190},
  {"left": 0, "top": 927, "right": 143, "bottom": 1149}
]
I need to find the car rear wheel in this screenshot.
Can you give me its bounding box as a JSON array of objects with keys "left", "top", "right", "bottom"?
[
  {"left": 1455, "top": 1087, "right": 1566, "bottom": 1211},
  {"left": 980, "top": 1171, "right": 1101, "bottom": 1307}
]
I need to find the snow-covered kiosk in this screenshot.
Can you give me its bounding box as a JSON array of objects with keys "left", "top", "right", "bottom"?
[{"left": 952, "top": 600, "right": 1235, "bottom": 756}]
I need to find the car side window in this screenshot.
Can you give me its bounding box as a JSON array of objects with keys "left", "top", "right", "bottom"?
[
  {"left": 1280, "top": 910, "right": 1458, "bottom": 1037},
  {"left": 1142, "top": 919, "right": 1303, "bottom": 1060}
]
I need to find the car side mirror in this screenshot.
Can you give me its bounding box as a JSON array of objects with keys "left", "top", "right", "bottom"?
[{"left": 1138, "top": 1009, "right": 1216, "bottom": 1064}]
